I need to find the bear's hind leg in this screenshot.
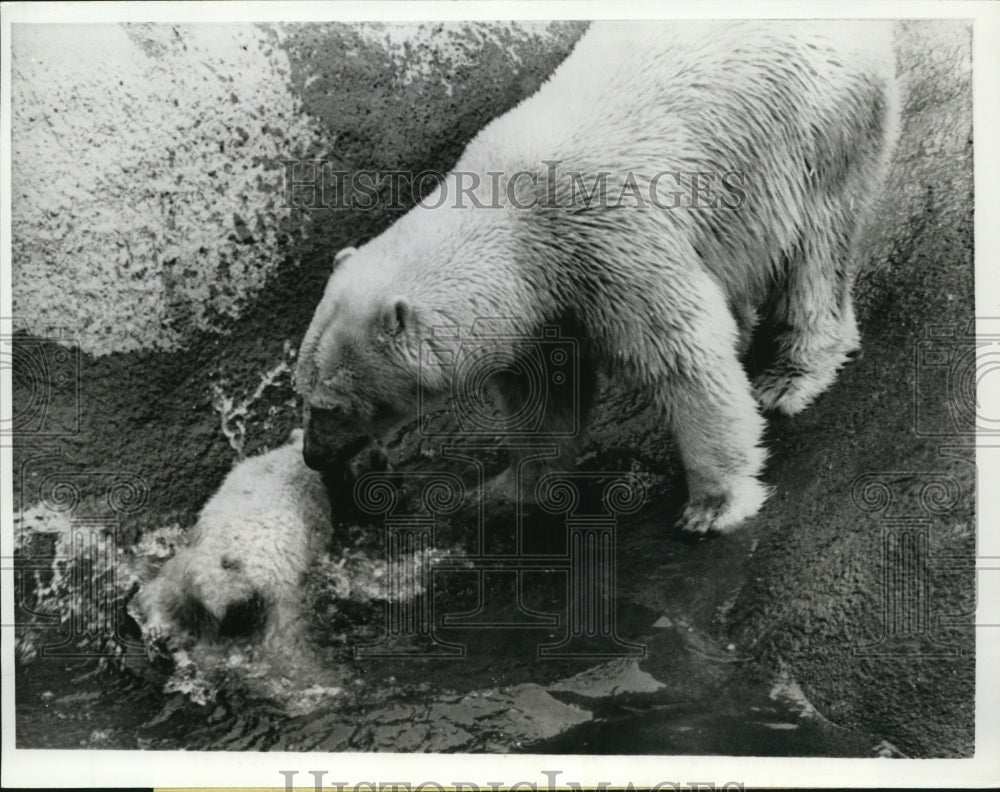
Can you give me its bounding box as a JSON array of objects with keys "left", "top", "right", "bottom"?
[{"left": 752, "top": 229, "right": 861, "bottom": 416}]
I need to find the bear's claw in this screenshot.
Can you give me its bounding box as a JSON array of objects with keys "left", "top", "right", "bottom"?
[
  {"left": 753, "top": 370, "right": 830, "bottom": 416},
  {"left": 678, "top": 477, "right": 770, "bottom": 534}
]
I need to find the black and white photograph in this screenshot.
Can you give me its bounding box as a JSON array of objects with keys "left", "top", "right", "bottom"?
[{"left": 1, "top": 1, "right": 998, "bottom": 788}]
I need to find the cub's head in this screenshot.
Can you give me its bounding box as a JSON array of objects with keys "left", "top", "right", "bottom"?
[{"left": 295, "top": 246, "right": 423, "bottom": 473}]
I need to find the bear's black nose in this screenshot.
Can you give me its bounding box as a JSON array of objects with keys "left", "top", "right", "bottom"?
[
  {"left": 303, "top": 446, "right": 328, "bottom": 471},
  {"left": 303, "top": 420, "right": 374, "bottom": 473},
  {"left": 302, "top": 429, "right": 331, "bottom": 470},
  {"left": 217, "top": 592, "right": 269, "bottom": 639}
]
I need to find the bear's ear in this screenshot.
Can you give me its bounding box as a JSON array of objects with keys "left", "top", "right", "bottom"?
[
  {"left": 380, "top": 297, "right": 413, "bottom": 338},
  {"left": 334, "top": 247, "right": 357, "bottom": 268}
]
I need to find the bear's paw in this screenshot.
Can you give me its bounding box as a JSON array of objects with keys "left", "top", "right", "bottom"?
[
  {"left": 678, "top": 477, "right": 770, "bottom": 535},
  {"left": 752, "top": 368, "right": 838, "bottom": 417}
]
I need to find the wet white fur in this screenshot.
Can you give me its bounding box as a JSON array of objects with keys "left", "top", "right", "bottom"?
[
  {"left": 138, "top": 430, "right": 330, "bottom": 644},
  {"left": 297, "top": 22, "right": 900, "bottom": 533}
]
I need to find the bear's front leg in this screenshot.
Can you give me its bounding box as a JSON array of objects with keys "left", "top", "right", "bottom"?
[
  {"left": 667, "top": 351, "right": 770, "bottom": 534},
  {"left": 611, "top": 276, "right": 770, "bottom": 534}
]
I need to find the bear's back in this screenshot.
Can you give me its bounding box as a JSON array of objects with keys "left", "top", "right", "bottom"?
[
  {"left": 447, "top": 21, "right": 899, "bottom": 308},
  {"left": 464, "top": 21, "right": 897, "bottom": 176},
  {"left": 193, "top": 441, "right": 331, "bottom": 547}
]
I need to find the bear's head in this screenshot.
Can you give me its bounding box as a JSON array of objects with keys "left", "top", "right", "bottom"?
[
  {"left": 133, "top": 542, "right": 267, "bottom": 647},
  {"left": 134, "top": 431, "right": 331, "bottom": 649},
  {"left": 294, "top": 246, "right": 429, "bottom": 473}
]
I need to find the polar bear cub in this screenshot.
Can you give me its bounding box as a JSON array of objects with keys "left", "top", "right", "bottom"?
[{"left": 136, "top": 430, "right": 330, "bottom": 647}]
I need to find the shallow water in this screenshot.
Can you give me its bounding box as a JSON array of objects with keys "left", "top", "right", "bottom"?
[
  {"left": 15, "top": 496, "right": 901, "bottom": 756},
  {"left": 15, "top": 625, "right": 893, "bottom": 755}
]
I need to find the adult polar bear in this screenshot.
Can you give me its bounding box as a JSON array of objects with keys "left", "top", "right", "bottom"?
[{"left": 296, "top": 21, "right": 899, "bottom": 534}]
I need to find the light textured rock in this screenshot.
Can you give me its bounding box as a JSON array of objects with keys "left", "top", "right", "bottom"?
[{"left": 11, "top": 23, "right": 319, "bottom": 355}]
